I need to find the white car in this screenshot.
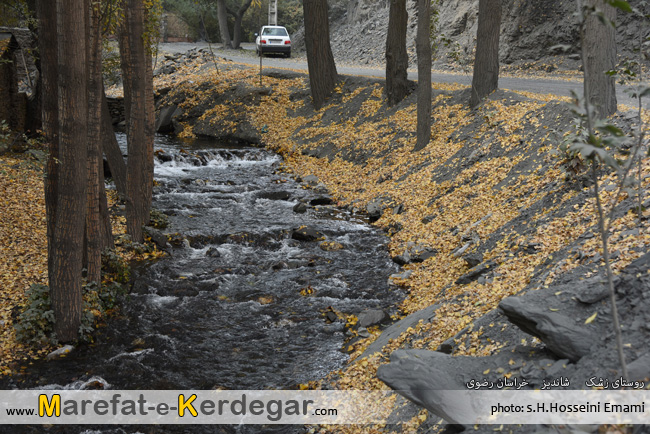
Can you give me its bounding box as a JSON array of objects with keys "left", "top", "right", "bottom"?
[{"left": 255, "top": 25, "right": 291, "bottom": 58}]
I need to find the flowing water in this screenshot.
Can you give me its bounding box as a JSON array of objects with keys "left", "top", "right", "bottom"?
[{"left": 2, "top": 136, "right": 402, "bottom": 432}]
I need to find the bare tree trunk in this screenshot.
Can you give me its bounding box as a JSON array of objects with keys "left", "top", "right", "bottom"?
[
  {"left": 24, "top": 0, "right": 41, "bottom": 134},
  {"left": 216, "top": 0, "right": 233, "bottom": 48},
  {"left": 385, "top": 0, "right": 409, "bottom": 106},
  {"left": 121, "top": 0, "right": 154, "bottom": 243},
  {"left": 303, "top": 0, "right": 338, "bottom": 110},
  {"left": 413, "top": 0, "right": 431, "bottom": 152},
  {"left": 52, "top": 0, "right": 88, "bottom": 342},
  {"left": 38, "top": 0, "right": 59, "bottom": 275},
  {"left": 98, "top": 158, "right": 114, "bottom": 251},
  {"left": 584, "top": 0, "right": 617, "bottom": 118},
  {"left": 143, "top": 6, "right": 156, "bottom": 231},
  {"left": 231, "top": 0, "right": 254, "bottom": 49},
  {"left": 470, "top": 0, "right": 501, "bottom": 108},
  {"left": 118, "top": 12, "right": 132, "bottom": 130},
  {"left": 199, "top": 12, "right": 208, "bottom": 41},
  {"left": 101, "top": 89, "right": 127, "bottom": 197},
  {"left": 86, "top": 0, "right": 102, "bottom": 284}
]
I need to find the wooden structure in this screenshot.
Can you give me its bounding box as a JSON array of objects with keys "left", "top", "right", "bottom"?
[{"left": 0, "top": 27, "right": 38, "bottom": 137}]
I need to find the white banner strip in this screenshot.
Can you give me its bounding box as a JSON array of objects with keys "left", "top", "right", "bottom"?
[
  {"left": 0, "top": 390, "right": 392, "bottom": 424},
  {"left": 0, "top": 390, "right": 649, "bottom": 425}
]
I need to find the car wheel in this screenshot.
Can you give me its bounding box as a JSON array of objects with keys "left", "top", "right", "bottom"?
[{"left": 286, "top": 51, "right": 291, "bottom": 59}]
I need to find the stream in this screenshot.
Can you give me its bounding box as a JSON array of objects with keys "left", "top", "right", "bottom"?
[{"left": 2, "top": 136, "right": 402, "bottom": 432}]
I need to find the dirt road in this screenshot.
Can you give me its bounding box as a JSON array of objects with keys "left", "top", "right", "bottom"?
[{"left": 159, "top": 42, "right": 647, "bottom": 110}]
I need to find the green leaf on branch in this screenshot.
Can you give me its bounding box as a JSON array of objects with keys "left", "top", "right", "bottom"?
[{"left": 605, "top": 0, "right": 633, "bottom": 13}]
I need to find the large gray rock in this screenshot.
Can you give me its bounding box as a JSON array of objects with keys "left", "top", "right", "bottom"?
[
  {"left": 455, "top": 261, "right": 496, "bottom": 285},
  {"left": 499, "top": 297, "right": 595, "bottom": 361},
  {"left": 360, "top": 304, "right": 438, "bottom": 359},
  {"left": 366, "top": 197, "right": 391, "bottom": 222},
  {"left": 357, "top": 309, "right": 388, "bottom": 328},
  {"left": 627, "top": 352, "right": 650, "bottom": 381},
  {"left": 46, "top": 345, "right": 75, "bottom": 361},
  {"left": 410, "top": 245, "right": 437, "bottom": 263},
  {"left": 377, "top": 350, "right": 479, "bottom": 426},
  {"left": 574, "top": 275, "right": 619, "bottom": 304},
  {"left": 302, "top": 175, "right": 319, "bottom": 185},
  {"left": 144, "top": 226, "right": 169, "bottom": 250},
  {"left": 155, "top": 105, "right": 182, "bottom": 133},
  {"left": 394, "top": 244, "right": 438, "bottom": 265}
]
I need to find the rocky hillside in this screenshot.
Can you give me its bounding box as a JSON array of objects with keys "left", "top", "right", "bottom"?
[{"left": 293, "top": 0, "right": 649, "bottom": 72}]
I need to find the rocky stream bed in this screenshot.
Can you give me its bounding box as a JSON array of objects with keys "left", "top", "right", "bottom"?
[{"left": 0, "top": 135, "right": 406, "bottom": 433}]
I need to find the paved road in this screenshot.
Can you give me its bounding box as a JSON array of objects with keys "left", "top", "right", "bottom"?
[{"left": 159, "top": 42, "right": 647, "bottom": 110}]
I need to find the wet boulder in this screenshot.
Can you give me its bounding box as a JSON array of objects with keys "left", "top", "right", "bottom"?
[
  {"left": 154, "top": 149, "right": 174, "bottom": 163},
  {"left": 320, "top": 240, "right": 344, "bottom": 251},
  {"left": 293, "top": 202, "right": 308, "bottom": 213},
  {"left": 206, "top": 247, "right": 221, "bottom": 258},
  {"left": 291, "top": 226, "right": 325, "bottom": 242},
  {"left": 46, "top": 345, "right": 75, "bottom": 361},
  {"left": 310, "top": 196, "right": 333, "bottom": 206},
  {"left": 257, "top": 191, "right": 291, "bottom": 201}
]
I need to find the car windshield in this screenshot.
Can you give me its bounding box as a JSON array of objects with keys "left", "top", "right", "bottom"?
[{"left": 262, "top": 27, "right": 288, "bottom": 36}]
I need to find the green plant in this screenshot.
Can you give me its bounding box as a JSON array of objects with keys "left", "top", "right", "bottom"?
[
  {"left": 0, "top": 120, "right": 11, "bottom": 143},
  {"left": 553, "top": 119, "right": 590, "bottom": 180},
  {"left": 102, "top": 41, "right": 122, "bottom": 86},
  {"left": 14, "top": 281, "right": 130, "bottom": 346},
  {"left": 149, "top": 208, "right": 170, "bottom": 229},
  {"left": 78, "top": 282, "right": 128, "bottom": 342},
  {"left": 14, "top": 284, "right": 56, "bottom": 346},
  {"left": 102, "top": 249, "right": 131, "bottom": 283}
]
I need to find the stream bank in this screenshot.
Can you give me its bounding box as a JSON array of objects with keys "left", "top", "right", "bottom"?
[{"left": 150, "top": 53, "right": 650, "bottom": 432}]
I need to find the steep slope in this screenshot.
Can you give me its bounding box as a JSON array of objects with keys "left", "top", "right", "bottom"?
[{"left": 292, "top": 0, "right": 648, "bottom": 73}]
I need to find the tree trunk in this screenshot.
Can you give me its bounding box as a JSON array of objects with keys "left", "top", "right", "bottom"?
[
  {"left": 25, "top": 0, "right": 41, "bottom": 134},
  {"left": 121, "top": 0, "right": 154, "bottom": 243},
  {"left": 303, "top": 0, "right": 338, "bottom": 110},
  {"left": 38, "top": 0, "right": 59, "bottom": 274},
  {"left": 101, "top": 88, "right": 127, "bottom": 197},
  {"left": 98, "top": 157, "right": 114, "bottom": 251},
  {"left": 52, "top": 0, "right": 88, "bottom": 342},
  {"left": 216, "top": 0, "right": 233, "bottom": 48},
  {"left": 143, "top": 6, "right": 156, "bottom": 232},
  {"left": 86, "top": 0, "right": 102, "bottom": 284},
  {"left": 470, "top": 0, "right": 501, "bottom": 108},
  {"left": 199, "top": 12, "right": 208, "bottom": 41},
  {"left": 385, "top": 0, "right": 409, "bottom": 106},
  {"left": 413, "top": 0, "right": 431, "bottom": 152},
  {"left": 118, "top": 13, "right": 132, "bottom": 133},
  {"left": 584, "top": 0, "right": 617, "bottom": 118},
  {"left": 231, "top": 0, "right": 253, "bottom": 49}
]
